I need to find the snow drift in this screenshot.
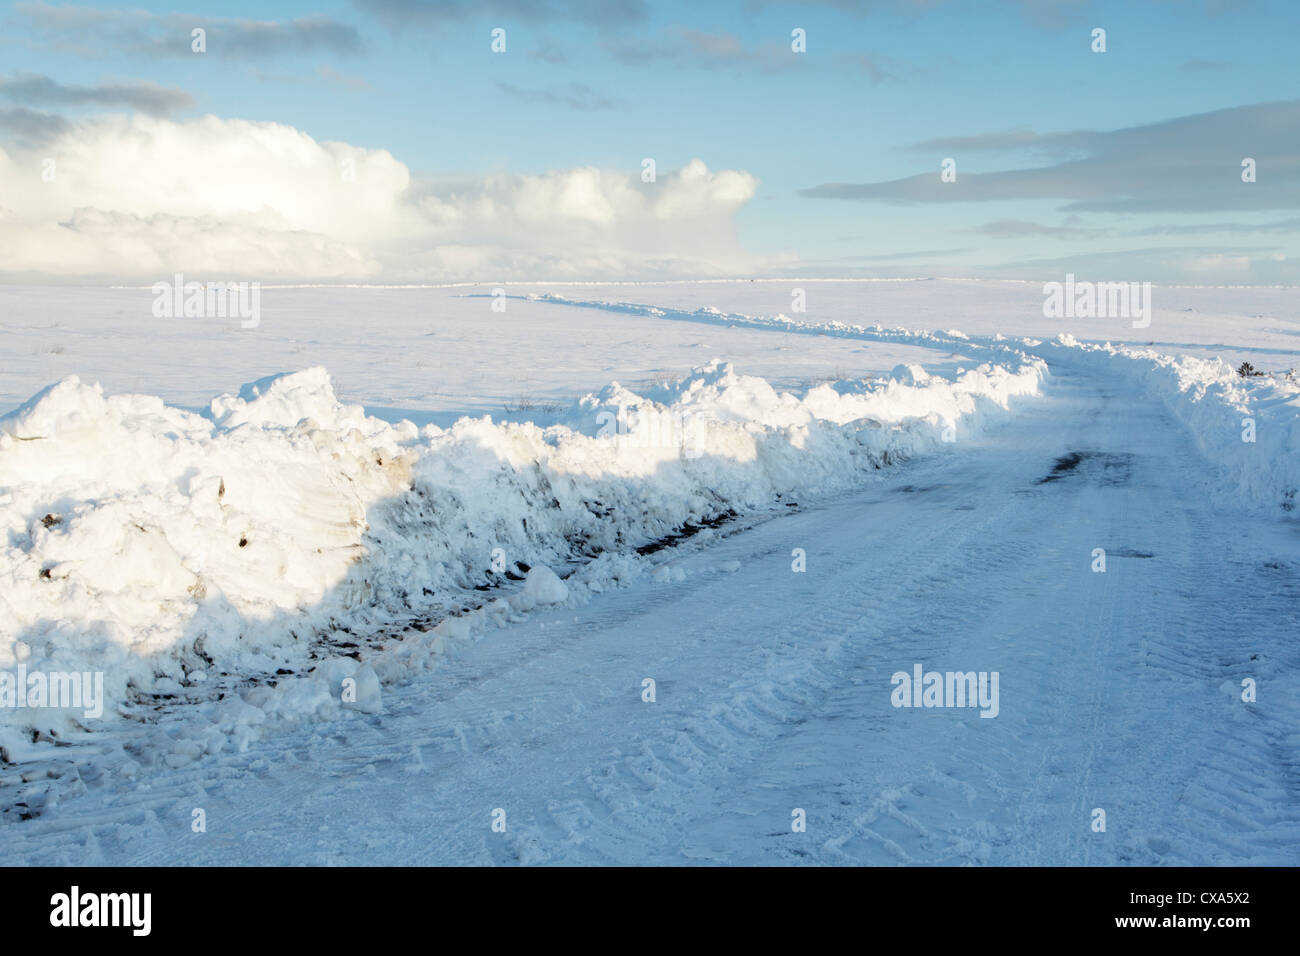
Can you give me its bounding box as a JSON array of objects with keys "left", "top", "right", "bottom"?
[
  {"left": 542, "top": 289, "right": 1300, "bottom": 516},
  {"left": 0, "top": 356, "right": 1044, "bottom": 763}
]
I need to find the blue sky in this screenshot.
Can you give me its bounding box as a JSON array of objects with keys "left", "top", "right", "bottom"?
[{"left": 1, "top": 0, "right": 1297, "bottom": 282}]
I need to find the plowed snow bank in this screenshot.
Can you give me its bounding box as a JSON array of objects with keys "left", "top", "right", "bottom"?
[{"left": 0, "top": 356, "right": 1043, "bottom": 753}]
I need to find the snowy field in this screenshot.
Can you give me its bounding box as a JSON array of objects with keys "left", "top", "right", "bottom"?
[
  {"left": 1, "top": 279, "right": 1297, "bottom": 865},
  {"left": 3, "top": 280, "right": 1298, "bottom": 423}
]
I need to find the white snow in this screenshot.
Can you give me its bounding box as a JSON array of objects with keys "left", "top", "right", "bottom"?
[
  {"left": 520, "top": 566, "right": 569, "bottom": 607},
  {"left": 1037, "top": 336, "right": 1300, "bottom": 514},
  {"left": 0, "top": 279, "right": 1296, "bottom": 865},
  {"left": 0, "top": 351, "right": 1043, "bottom": 760}
]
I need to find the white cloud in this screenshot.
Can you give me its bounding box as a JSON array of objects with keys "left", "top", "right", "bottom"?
[
  {"left": 407, "top": 160, "right": 761, "bottom": 277},
  {"left": 0, "top": 113, "right": 763, "bottom": 281}
]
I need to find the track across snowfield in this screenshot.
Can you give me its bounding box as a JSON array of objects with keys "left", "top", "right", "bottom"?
[{"left": 7, "top": 344, "right": 1296, "bottom": 866}]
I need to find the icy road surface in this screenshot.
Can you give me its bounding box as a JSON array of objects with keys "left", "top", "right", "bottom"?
[{"left": 8, "top": 354, "right": 1296, "bottom": 866}]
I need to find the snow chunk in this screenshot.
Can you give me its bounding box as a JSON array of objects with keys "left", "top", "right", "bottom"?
[
  {"left": 890, "top": 364, "right": 930, "bottom": 386},
  {"left": 342, "top": 664, "right": 383, "bottom": 715},
  {"left": 522, "top": 565, "right": 569, "bottom": 606}
]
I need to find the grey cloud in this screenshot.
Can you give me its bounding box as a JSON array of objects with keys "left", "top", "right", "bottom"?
[
  {"left": 747, "top": 0, "right": 1093, "bottom": 31},
  {"left": 17, "top": 3, "right": 365, "bottom": 59},
  {"left": 354, "top": 0, "right": 648, "bottom": 30},
  {"left": 206, "top": 15, "right": 364, "bottom": 58},
  {"left": 605, "top": 29, "right": 801, "bottom": 73},
  {"left": 602, "top": 27, "right": 898, "bottom": 78},
  {"left": 802, "top": 100, "right": 1300, "bottom": 213},
  {"left": 907, "top": 128, "right": 1095, "bottom": 159},
  {"left": 0, "top": 73, "right": 192, "bottom": 115},
  {"left": 0, "top": 106, "right": 71, "bottom": 144}
]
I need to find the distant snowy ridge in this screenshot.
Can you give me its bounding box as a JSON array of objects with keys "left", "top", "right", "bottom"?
[{"left": 0, "top": 356, "right": 1044, "bottom": 765}]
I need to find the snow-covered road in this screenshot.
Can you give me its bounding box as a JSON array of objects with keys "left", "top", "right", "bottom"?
[{"left": 9, "top": 353, "right": 1295, "bottom": 866}]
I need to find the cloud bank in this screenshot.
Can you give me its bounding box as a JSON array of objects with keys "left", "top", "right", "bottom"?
[
  {"left": 0, "top": 113, "right": 762, "bottom": 281},
  {"left": 802, "top": 101, "right": 1300, "bottom": 214}
]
